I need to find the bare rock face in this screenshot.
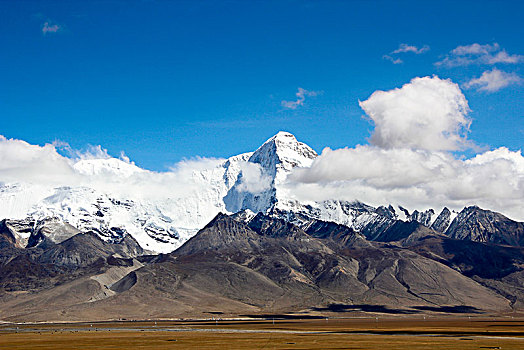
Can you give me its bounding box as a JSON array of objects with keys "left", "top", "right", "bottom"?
[
  {"left": 445, "top": 206, "right": 524, "bottom": 246},
  {"left": 431, "top": 207, "right": 452, "bottom": 233},
  {"left": 0, "top": 219, "right": 33, "bottom": 248},
  {"left": 38, "top": 231, "right": 144, "bottom": 267},
  {"left": 26, "top": 218, "right": 82, "bottom": 248},
  {"left": 408, "top": 209, "right": 435, "bottom": 226}
]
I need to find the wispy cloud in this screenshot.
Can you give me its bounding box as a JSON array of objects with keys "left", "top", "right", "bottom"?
[
  {"left": 451, "top": 43, "right": 500, "bottom": 56},
  {"left": 392, "top": 43, "right": 430, "bottom": 55},
  {"left": 281, "top": 88, "right": 320, "bottom": 110},
  {"left": 42, "top": 21, "right": 61, "bottom": 35},
  {"left": 382, "top": 55, "right": 403, "bottom": 64},
  {"left": 464, "top": 68, "right": 522, "bottom": 92},
  {"left": 383, "top": 43, "right": 429, "bottom": 64},
  {"left": 436, "top": 43, "right": 522, "bottom": 67},
  {"left": 53, "top": 140, "right": 112, "bottom": 160}
]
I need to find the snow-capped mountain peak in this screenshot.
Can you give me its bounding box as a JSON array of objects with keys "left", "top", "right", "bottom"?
[
  {"left": 223, "top": 132, "right": 318, "bottom": 214},
  {"left": 249, "top": 131, "right": 317, "bottom": 177},
  {"left": 73, "top": 158, "right": 145, "bottom": 177}
]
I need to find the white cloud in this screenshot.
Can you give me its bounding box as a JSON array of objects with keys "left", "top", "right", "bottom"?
[
  {"left": 359, "top": 76, "right": 472, "bottom": 151},
  {"left": 285, "top": 76, "right": 524, "bottom": 221},
  {"left": 487, "top": 50, "right": 522, "bottom": 64},
  {"left": 0, "top": 136, "right": 76, "bottom": 185},
  {"left": 1, "top": 75, "right": 523, "bottom": 223},
  {"left": 383, "top": 55, "right": 403, "bottom": 64},
  {"left": 53, "top": 141, "right": 111, "bottom": 160},
  {"left": 0, "top": 136, "right": 229, "bottom": 202},
  {"left": 383, "top": 43, "right": 429, "bottom": 64},
  {"left": 42, "top": 21, "right": 61, "bottom": 35},
  {"left": 0, "top": 136, "right": 270, "bottom": 207},
  {"left": 119, "top": 151, "right": 131, "bottom": 163},
  {"left": 281, "top": 88, "right": 319, "bottom": 109},
  {"left": 234, "top": 162, "right": 272, "bottom": 193},
  {"left": 287, "top": 145, "right": 524, "bottom": 221},
  {"left": 392, "top": 43, "right": 430, "bottom": 54},
  {"left": 451, "top": 43, "right": 499, "bottom": 56},
  {"left": 436, "top": 43, "right": 522, "bottom": 67},
  {"left": 464, "top": 68, "right": 522, "bottom": 92}
]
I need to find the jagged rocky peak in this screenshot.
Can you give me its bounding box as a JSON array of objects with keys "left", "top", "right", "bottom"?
[
  {"left": 230, "top": 209, "right": 257, "bottom": 223},
  {"left": 0, "top": 218, "right": 33, "bottom": 248},
  {"left": 375, "top": 205, "right": 398, "bottom": 220},
  {"left": 0, "top": 217, "right": 81, "bottom": 249},
  {"left": 431, "top": 207, "right": 452, "bottom": 233},
  {"left": 408, "top": 209, "right": 435, "bottom": 226},
  {"left": 445, "top": 205, "right": 524, "bottom": 246},
  {"left": 175, "top": 212, "right": 261, "bottom": 256},
  {"left": 397, "top": 206, "right": 436, "bottom": 227},
  {"left": 247, "top": 212, "right": 306, "bottom": 238},
  {"left": 249, "top": 131, "right": 317, "bottom": 177}
]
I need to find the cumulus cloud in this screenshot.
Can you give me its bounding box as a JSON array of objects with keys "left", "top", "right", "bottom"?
[
  {"left": 119, "top": 151, "right": 131, "bottom": 163},
  {"left": 287, "top": 146, "right": 524, "bottom": 221},
  {"left": 464, "top": 68, "right": 522, "bottom": 92},
  {"left": 42, "top": 21, "right": 61, "bottom": 35},
  {"left": 359, "top": 76, "right": 472, "bottom": 151},
  {"left": 285, "top": 75, "right": 524, "bottom": 221},
  {"left": 281, "top": 88, "right": 319, "bottom": 109},
  {"left": 0, "top": 136, "right": 76, "bottom": 185},
  {"left": 383, "top": 43, "right": 429, "bottom": 64},
  {"left": 436, "top": 43, "right": 522, "bottom": 67}
]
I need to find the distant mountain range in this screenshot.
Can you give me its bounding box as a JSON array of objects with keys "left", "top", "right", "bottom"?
[
  {"left": 1, "top": 131, "right": 522, "bottom": 253},
  {"left": 1, "top": 132, "right": 523, "bottom": 321}
]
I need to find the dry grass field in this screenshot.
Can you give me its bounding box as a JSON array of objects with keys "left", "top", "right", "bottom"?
[{"left": 1, "top": 317, "right": 523, "bottom": 349}]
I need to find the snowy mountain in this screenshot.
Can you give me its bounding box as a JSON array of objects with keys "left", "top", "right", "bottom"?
[
  {"left": 0, "top": 153, "right": 251, "bottom": 253},
  {"left": 224, "top": 131, "right": 317, "bottom": 213},
  {"left": 0, "top": 131, "right": 521, "bottom": 253},
  {"left": 72, "top": 158, "right": 146, "bottom": 177}
]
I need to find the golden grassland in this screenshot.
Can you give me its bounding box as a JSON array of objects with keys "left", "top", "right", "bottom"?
[{"left": 1, "top": 317, "right": 524, "bottom": 349}]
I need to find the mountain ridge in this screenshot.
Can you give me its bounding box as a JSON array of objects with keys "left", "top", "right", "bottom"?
[
  {"left": 0, "top": 131, "right": 522, "bottom": 254},
  {"left": 3, "top": 211, "right": 522, "bottom": 322}
]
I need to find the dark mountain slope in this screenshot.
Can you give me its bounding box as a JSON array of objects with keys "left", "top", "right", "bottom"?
[
  {"left": 0, "top": 230, "right": 144, "bottom": 293},
  {"left": 445, "top": 206, "right": 524, "bottom": 246},
  {"left": 0, "top": 212, "right": 520, "bottom": 322},
  {"left": 117, "top": 214, "right": 510, "bottom": 317},
  {"left": 38, "top": 231, "right": 143, "bottom": 267},
  {"left": 407, "top": 235, "right": 524, "bottom": 308}
]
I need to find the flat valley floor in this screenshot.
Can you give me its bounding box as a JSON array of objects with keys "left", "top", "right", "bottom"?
[{"left": 1, "top": 316, "right": 524, "bottom": 349}]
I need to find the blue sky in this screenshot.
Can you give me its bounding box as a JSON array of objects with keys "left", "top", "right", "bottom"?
[{"left": 1, "top": 0, "right": 522, "bottom": 170}]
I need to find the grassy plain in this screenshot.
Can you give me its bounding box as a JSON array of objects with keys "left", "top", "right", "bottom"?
[{"left": 1, "top": 317, "right": 523, "bottom": 349}]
